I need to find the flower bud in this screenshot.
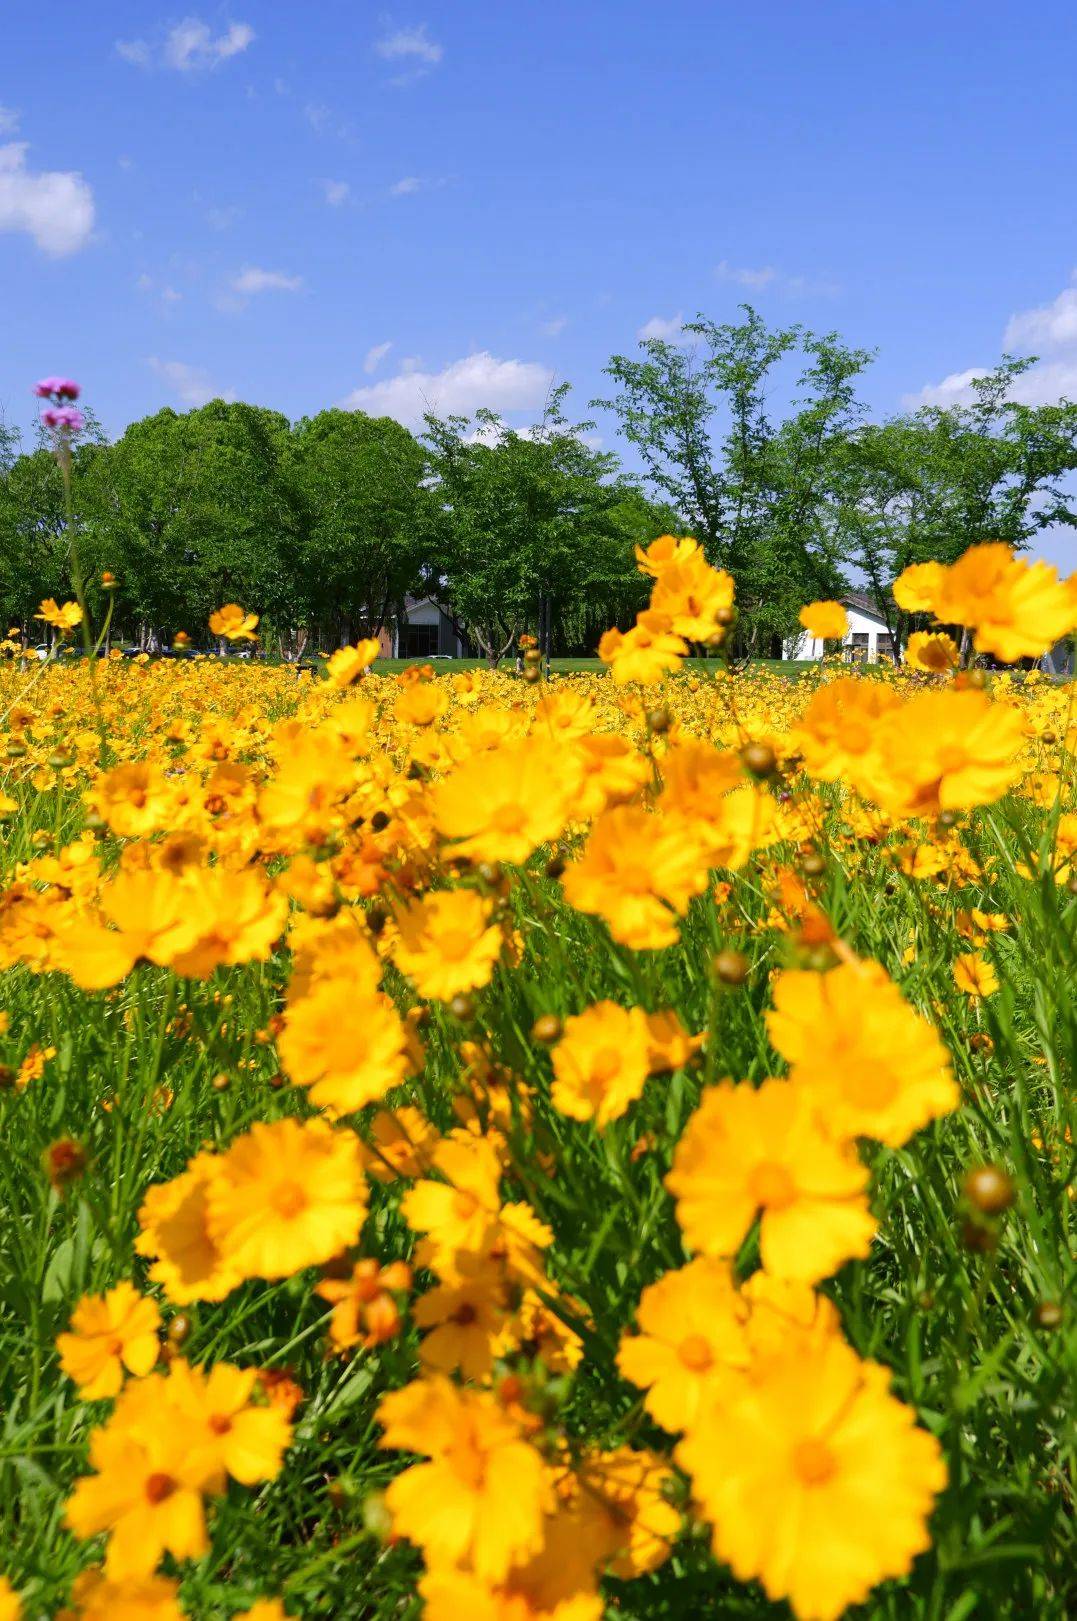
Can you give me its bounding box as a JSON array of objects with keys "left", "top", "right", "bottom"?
[
  {"left": 740, "top": 741, "right": 777, "bottom": 779},
  {"left": 449, "top": 993, "right": 475, "bottom": 1021},
  {"left": 168, "top": 1313, "right": 192, "bottom": 1347},
  {"left": 362, "top": 1489, "right": 393, "bottom": 1540},
  {"left": 43, "top": 1136, "right": 88, "bottom": 1192},
  {"left": 545, "top": 854, "right": 566, "bottom": 880},
  {"left": 531, "top": 1013, "right": 563, "bottom": 1044},
  {"left": 1033, "top": 1300, "right": 1063, "bottom": 1331},
  {"left": 964, "top": 1164, "right": 1014, "bottom": 1215},
  {"left": 800, "top": 850, "right": 826, "bottom": 879},
  {"left": 713, "top": 949, "right": 749, "bottom": 986},
  {"left": 645, "top": 706, "right": 672, "bottom": 734}
]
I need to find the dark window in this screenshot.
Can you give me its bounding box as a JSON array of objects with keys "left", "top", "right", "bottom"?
[
  {"left": 401, "top": 622, "right": 439, "bottom": 657},
  {"left": 876, "top": 634, "right": 895, "bottom": 661}
]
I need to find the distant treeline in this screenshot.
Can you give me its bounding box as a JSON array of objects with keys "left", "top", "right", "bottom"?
[{"left": 3, "top": 310, "right": 1075, "bottom": 661}]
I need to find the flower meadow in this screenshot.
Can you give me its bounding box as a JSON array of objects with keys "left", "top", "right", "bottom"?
[{"left": 0, "top": 502, "right": 1075, "bottom": 1618}]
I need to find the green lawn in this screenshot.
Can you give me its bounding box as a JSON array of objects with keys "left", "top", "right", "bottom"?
[{"left": 365, "top": 655, "right": 819, "bottom": 676}]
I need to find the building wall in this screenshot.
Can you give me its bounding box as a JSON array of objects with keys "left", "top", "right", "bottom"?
[
  {"left": 393, "top": 599, "right": 468, "bottom": 658},
  {"left": 783, "top": 606, "right": 895, "bottom": 663}
]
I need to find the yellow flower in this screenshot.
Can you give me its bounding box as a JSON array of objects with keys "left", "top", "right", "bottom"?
[
  {"left": 35, "top": 597, "right": 83, "bottom": 632},
  {"left": 617, "top": 1258, "right": 749, "bottom": 1432},
  {"left": 420, "top": 1570, "right": 602, "bottom": 1621},
  {"left": 561, "top": 805, "right": 709, "bottom": 950},
  {"left": 56, "top": 1282, "right": 161, "bottom": 1400},
  {"left": 666, "top": 1080, "right": 876, "bottom": 1282},
  {"left": 165, "top": 867, "right": 289, "bottom": 979},
  {"left": 433, "top": 740, "right": 580, "bottom": 865},
  {"left": 598, "top": 610, "right": 687, "bottom": 684},
  {"left": 414, "top": 1266, "right": 509, "bottom": 1380},
  {"left": 136, "top": 1151, "right": 240, "bottom": 1304},
  {"left": 792, "top": 676, "right": 902, "bottom": 784},
  {"left": 209, "top": 603, "right": 259, "bottom": 641},
  {"left": 649, "top": 552, "right": 735, "bottom": 642},
  {"left": 280, "top": 979, "right": 413, "bottom": 1113},
  {"left": 391, "top": 888, "right": 503, "bottom": 1000},
  {"left": 63, "top": 1570, "right": 185, "bottom": 1620},
  {"left": 163, "top": 1358, "right": 293, "bottom": 1488},
  {"left": 378, "top": 1376, "right": 553, "bottom": 1582},
  {"left": 572, "top": 1446, "right": 682, "bottom": 1577},
  {"left": 233, "top": 1604, "right": 293, "bottom": 1621},
  {"left": 550, "top": 1000, "right": 651, "bottom": 1125},
  {"left": 324, "top": 640, "right": 379, "bottom": 687},
  {"left": 861, "top": 688, "right": 1026, "bottom": 816},
  {"left": 798, "top": 601, "right": 848, "bottom": 640},
  {"left": 676, "top": 1335, "right": 946, "bottom": 1621},
  {"left": 361, "top": 1106, "right": 438, "bottom": 1183},
  {"left": 0, "top": 1578, "right": 20, "bottom": 1621},
  {"left": 634, "top": 533, "right": 701, "bottom": 576},
  {"left": 904, "top": 630, "right": 959, "bottom": 672},
  {"left": 766, "top": 961, "right": 958, "bottom": 1145},
  {"left": 402, "top": 1133, "right": 551, "bottom": 1284},
  {"left": 953, "top": 951, "right": 999, "bottom": 999},
  {"left": 316, "top": 1258, "right": 410, "bottom": 1352},
  {"left": 395, "top": 680, "right": 449, "bottom": 726},
  {"left": 65, "top": 1401, "right": 209, "bottom": 1579},
  {"left": 207, "top": 1117, "right": 368, "bottom": 1281},
  {"left": 94, "top": 762, "right": 172, "bottom": 838},
  {"left": 892, "top": 560, "right": 946, "bottom": 613},
  {"left": 933, "top": 541, "right": 1076, "bottom": 661}
]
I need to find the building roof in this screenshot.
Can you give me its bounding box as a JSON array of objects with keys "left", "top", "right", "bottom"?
[{"left": 841, "top": 589, "right": 889, "bottom": 623}]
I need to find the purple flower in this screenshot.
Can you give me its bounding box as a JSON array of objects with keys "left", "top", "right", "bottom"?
[
  {"left": 33, "top": 376, "right": 81, "bottom": 401},
  {"left": 41, "top": 406, "right": 85, "bottom": 433}
]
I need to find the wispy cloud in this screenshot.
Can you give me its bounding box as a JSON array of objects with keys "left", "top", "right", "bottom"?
[
  {"left": 541, "top": 315, "right": 568, "bottom": 337},
  {"left": 363, "top": 341, "right": 393, "bottom": 375},
  {"left": 148, "top": 357, "right": 235, "bottom": 407},
  {"left": 230, "top": 266, "right": 303, "bottom": 295},
  {"left": 715, "top": 260, "right": 842, "bottom": 297},
  {"left": 136, "top": 273, "right": 183, "bottom": 312},
  {"left": 0, "top": 106, "right": 19, "bottom": 135},
  {"left": 342, "top": 350, "right": 554, "bottom": 427},
  {"left": 389, "top": 175, "right": 423, "bottom": 196},
  {"left": 320, "top": 178, "right": 351, "bottom": 207},
  {"left": 0, "top": 142, "right": 95, "bottom": 256},
  {"left": 375, "top": 22, "right": 443, "bottom": 85},
  {"left": 636, "top": 312, "right": 688, "bottom": 344},
  {"left": 117, "top": 19, "right": 255, "bottom": 73}
]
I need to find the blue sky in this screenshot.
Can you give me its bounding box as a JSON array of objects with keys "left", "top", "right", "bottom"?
[{"left": 2, "top": 1, "right": 1076, "bottom": 568}]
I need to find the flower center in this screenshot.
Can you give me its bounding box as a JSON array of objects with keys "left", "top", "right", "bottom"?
[
  {"left": 590, "top": 1047, "right": 622, "bottom": 1086},
  {"left": 452, "top": 1303, "right": 478, "bottom": 1327},
  {"left": 844, "top": 1069, "right": 899, "bottom": 1110},
  {"left": 438, "top": 929, "right": 474, "bottom": 961},
  {"left": 273, "top": 1180, "right": 308, "bottom": 1219},
  {"left": 452, "top": 1190, "right": 480, "bottom": 1220},
  {"left": 748, "top": 1161, "right": 796, "bottom": 1209},
  {"left": 209, "top": 1413, "right": 233, "bottom": 1436},
  {"left": 792, "top": 1437, "right": 837, "bottom": 1486},
  {"left": 491, "top": 803, "right": 526, "bottom": 835},
  {"left": 144, "top": 1471, "right": 176, "bottom": 1504},
  {"left": 678, "top": 1334, "right": 713, "bottom": 1372},
  {"left": 106, "top": 1337, "right": 124, "bottom": 1357}
]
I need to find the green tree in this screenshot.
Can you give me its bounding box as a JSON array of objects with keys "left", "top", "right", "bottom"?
[
  {"left": 835, "top": 358, "right": 1077, "bottom": 648},
  {"left": 80, "top": 401, "right": 298, "bottom": 646},
  {"left": 422, "top": 389, "right": 646, "bottom": 665},
  {"left": 285, "top": 408, "right": 427, "bottom": 652},
  {"left": 597, "top": 309, "right": 873, "bottom": 653}
]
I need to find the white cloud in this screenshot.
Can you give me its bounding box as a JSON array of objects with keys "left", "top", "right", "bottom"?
[
  {"left": 541, "top": 314, "right": 568, "bottom": 337},
  {"left": 118, "top": 19, "right": 254, "bottom": 72},
  {"left": 637, "top": 312, "right": 687, "bottom": 344},
  {"left": 0, "top": 106, "right": 19, "bottom": 135},
  {"left": 375, "top": 24, "right": 443, "bottom": 64},
  {"left": 320, "top": 178, "right": 350, "bottom": 206},
  {"left": 165, "top": 18, "right": 255, "bottom": 70},
  {"left": 205, "top": 204, "right": 239, "bottom": 231},
  {"left": 230, "top": 266, "right": 303, "bottom": 294},
  {"left": 0, "top": 143, "right": 95, "bottom": 256},
  {"left": 148, "top": 357, "right": 235, "bottom": 407},
  {"left": 389, "top": 175, "right": 423, "bottom": 196},
  {"left": 342, "top": 350, "right": 554, "bottom": 427},
  {"left": 364, "top": 341, "right": 393, "bottom": 374},
  {"left": 115, "top": 38, "right": 152, "bottom": 66},
  {"left": 1004, "top": 279, "right": 1077, "bottom": 352},
  {"left": 136, "top": 272, "right": 182, "bottom": 310},
  {"left": 715, "top": 260, "right": 841, "bottom": 297},
  {"left": 909, "top": 272, "right": 1077, "bottom": 409}
]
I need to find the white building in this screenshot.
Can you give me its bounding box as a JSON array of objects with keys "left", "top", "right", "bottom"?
[
  {"left": 391, "top": 597, "right": 470, "bottom": 659},
  {"left": 783, "top": 591, "right": 896, "bottom": 664}
]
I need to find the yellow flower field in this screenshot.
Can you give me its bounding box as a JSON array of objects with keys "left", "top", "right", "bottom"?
[{"left": 0, "top": 539, "right": 1074, "bottom": 1619}]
